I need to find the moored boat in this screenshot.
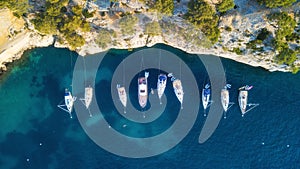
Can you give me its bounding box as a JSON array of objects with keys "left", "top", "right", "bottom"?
[
  {"left": 157, "top": 74, "right": 167, "bottom": 104},
  {"left": 221, "top": 84, "right": 232, "bottom": 112},
  {"left": 83, "top": 86, "right": 93, "bottom": 109},
  {"left": 202, "top": 84, "right": 211, "bottom": 110},
  {"left": 238, "top": 85, "right": 257, "bottom": 117},
  {"left": 238, "top": 89, "right": 248, "bottom": 116},
  {"left": 221, "top": 88, "right": 229, "bottom": 112},
  {"left": 79, "top": 86, "right": 93, "bottom": 117},
  {"left": 117, "top": 84, "right": 127, "bottom": 108},
  {"left": 58, "top": 88, "right": 77, "bottom": 118},
  {"left": 138, "top": 72, "right": 149, "bottom": 108},
  {"left": 172, "top": 79, "right": 184, "bottom": 108}
]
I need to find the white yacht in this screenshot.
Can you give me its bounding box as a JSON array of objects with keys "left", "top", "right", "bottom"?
[
  {"left": 138, "top": 72, "right": 149, "bottom": 108},
  {"left": 157, "top": 74, "right": 167, "bottom": 104}
]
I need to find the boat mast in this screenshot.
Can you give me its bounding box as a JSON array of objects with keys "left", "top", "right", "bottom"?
[
  {"left": 240, "top": 85, "right": 259, "bottom": 117},
  {"left": 179, "top": 59, "right": 183, "bottom": 109},
  {"left": 79, "top": 56, "right": 93, "bottom": 117},
  {"left": 223, "top": 84, "right": 234, "bottom": 119},
  {"left": 139, "top": 51, "right": 146, "bottom": 117},
  {"left": 122, "top": 54, "right": 126, "bottom": 113},
  {"left": 158, "top": 49, "right": 162, "bottom": 104}
]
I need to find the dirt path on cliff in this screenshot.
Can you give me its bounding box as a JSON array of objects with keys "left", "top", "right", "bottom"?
[{"left": 0, "top": 31, "right": 30, "bottom": 66}]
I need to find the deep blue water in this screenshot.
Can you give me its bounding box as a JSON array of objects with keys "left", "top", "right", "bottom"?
[{"left": 0, "top": 44, "right": 300, "bottom": 169}]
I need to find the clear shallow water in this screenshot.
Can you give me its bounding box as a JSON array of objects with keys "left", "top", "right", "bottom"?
[{"left": 0, "top": 44, "right": 300, "bottom": 168}]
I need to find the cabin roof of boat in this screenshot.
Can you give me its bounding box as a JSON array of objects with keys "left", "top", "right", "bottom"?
[
  {"left": 138, "top": 78, "right": 146, "bottom": 84},
  {"left": 204, "top": 88, "right": 210, "bottom": 95},
  {"left": 159, "top": 75, "right": 167, "bottom": 80}
]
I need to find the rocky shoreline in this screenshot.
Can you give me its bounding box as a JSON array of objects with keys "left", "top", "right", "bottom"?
[
  {"left": 0, "top": 31, "right": 54, "bottom": 73},
  {"left": 0, "top": 0, "right": 299, "bottom": 74}
]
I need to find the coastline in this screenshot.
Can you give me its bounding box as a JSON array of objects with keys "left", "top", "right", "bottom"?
[
  {"left": 0, "top": 32, "right": 290, "bottom": 75},
  {"left": 0, "top": 31, "right": 53, "bottom": 72},
  {"left": 1, "top": 0, "right": 299, "bottom": 74}
]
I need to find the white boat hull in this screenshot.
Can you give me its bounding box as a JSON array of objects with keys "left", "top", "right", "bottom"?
[
  {"left": 202, "top": 89, "right": 210, "bottom": 110},
  {"left": 238, "top": 90, "right": 248, "bottom": 115},
  {"left": 138, "top": 77, "right": 148, "bottom": 108},
  {"left": 58, "top": 88, "right": 76, "bottom": 118},
  {"left": 117, "top": 85, "right": 127, "bottom": 107},
  {"left": 221, "top": 89, "right": 229, "bottom": 112},
  {"left": 84, "top": 87, "right": 93, "bottom": 109},
  {"left": 65, "top": 89, "right": 75, "bottom": 113},
  {"left": 157, "top": 74, "right": 167, "bottom": 101},
  {"left": 173, "top": 79, "right": 184, "bottom": 105}
]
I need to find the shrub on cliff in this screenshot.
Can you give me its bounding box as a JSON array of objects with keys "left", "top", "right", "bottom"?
[
  {"left": 269, "top": 12, "right": 296, "bottom": 41},
  {"left": 31, "top": 0, "right": 92, "bottom": 49},
  {"left": 217, "top": 0, "right": 235, "bottom": 13},
  {"left": 150, "top": 0, "right": 174, "bottom": 15},
  {"left": 246, "top": 39, "right": 263, "bottom": 50},
  {"left": 232, "top": 47, "right": 243, "bottom": 55},
  {"left": 257, "top": 0, "right": 296, "bottom": 8},
  {"left": 272, "top": 40, "right": 289, "bottom": 52},
  {"left": 64, "top": 32, "right": 85, "bottom": 50},
  {"left": 0, "top": 0, "right": 31, "bottom": 18},
  {"left": 246, "top": 28, "right": 270, "bottom": 50},
  {"left": 286, "top": 33, "right": 300, "bottom": 42},
  {"left": 268, "top": 11, "right": 297, "bottom": 64},
  {"left": 59, "top": 15, "right": 91, "bottom": 33},
  {"left": 145, "top": 21, "right": 162, "bottom": 36},
  {"left": 82, "top": 9, "right": 95, "bottom": 18},
  {"left": 185, "top": 0, "right": 220, "bottom": 44},
  {"left": 275, "top": 48, "right": 297, "bottom": 66},
  {"left": 119, "top": 15, "right": 138, "bottom": 36},
  {"left": 95, "top": 29, "right": 114, "bottom": 49},
  {"left": 32, "top": 15, "right": 58, "bottom": 34}
]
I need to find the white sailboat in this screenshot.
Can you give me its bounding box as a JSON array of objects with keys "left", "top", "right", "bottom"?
[
  {"left": 117, "top": 84, "right": 127, "bottom": 113},
  {"left": 238, "top": 89, "right": 248, "bottom": 116},
  {"left": 58, "top": 88, "right": 77, "bottom": 118},
  {"left": 221, "top": 84, "right": 234, "bottom": 118},
  {"left": 202, "top": 84, "right": 211, "bottom": 110},
  {"left": 80, "top": 86, "right": 93, "bottom": 117},
  {"left": 221, "top": 88, "right": 229, "bottom": 112},
  {"left": 238, "top": 85, "right": 258, "bottom": 117},
  {"left": 221, "top": 84, "right": 234, "bottom": 119},
  {"left": 157, "top": 74, "right": 167, "bottom": 104},
  {"left": 168, "top": 73, "right": 184, "bottom": 109},
  {"left": 172, "top": 78, "right": 184, "bottom": 109},
  {"left": 138, "top": 72, "right": 149, "bottom": 108}
]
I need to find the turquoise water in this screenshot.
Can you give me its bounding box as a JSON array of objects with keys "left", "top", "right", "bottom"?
[{"left": 0, "top": 44, "right": 300, "bottom": 168}]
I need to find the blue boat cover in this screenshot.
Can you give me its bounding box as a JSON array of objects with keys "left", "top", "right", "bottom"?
[
  {"left": 159, "top": 75, "right": 166, "bottom": 81},
  {"left": 204, "top": 89, "right": 211, "bottom": 96}
]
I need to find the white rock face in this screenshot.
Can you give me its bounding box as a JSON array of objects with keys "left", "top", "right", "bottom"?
[
  {"left": 75, "top": 9, "right": 295, "bottom": 72},
  {"left": 1, "top": 0, "right": 299, "bottom": 73},
  {"left": 0, "top": 32, "right": 53, "bottom": 70}
]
